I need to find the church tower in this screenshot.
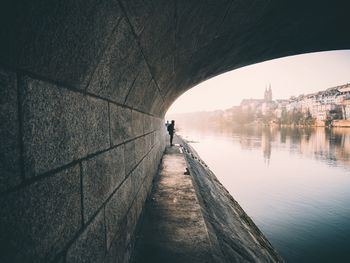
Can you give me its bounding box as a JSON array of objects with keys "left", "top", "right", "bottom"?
[
  {"left": 268, "top": 84, "right": 272, "bottom": 101},
  {"left": 264, "top": 85, "right": 272, "bottom": 102}
]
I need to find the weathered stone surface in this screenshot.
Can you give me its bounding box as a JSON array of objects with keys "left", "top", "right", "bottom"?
[
  {"left": 143, "top": 115, "right": 152, "bottom": 133},
  {"left": 126, "top": 199, "right": 139, "bottom": 246},
  {"left": 1, "top": 0, "right": 350, "bottom": 112},
  {"left": 0, "top": 165, "right": 81, "bottom": 263},
  {"left": 124, "top": 60, "right": 153, "bottom": 111},
  {"left": 66, "top": 210, "right": 106, "bottom": 263},
  {"left": 176, "top": 0, "right": 231, "bottom": 53},
  {"left": 104, "top": 219, "right": 128, "bottom": 263},
  {"left": 105, "top": 175, "right": 133, "bottom": 249},
  {"left": 150, "top": 91, "right": 165, "bottom": 117},
  {"left": 143, "top": 152, "right": 154, "bottom": 181},
  {"left": 144, "top": 133, "right": 154, "bottom": 153},
  {"left": 134, "top": 136, "right": 145, "bottom": 164},
  {"left": 82, "top": 146, "right": 125, "bottom": 222},
  {"left": 87, "top": 18, "right": 143, "bottom": 103},
  {"left": 21, "top": 77, "right": 110, "bottom": 176},
  {"left": 130, "top": 160, "right": 145, "bottom": 197},
  {"left": 0, "top": 68, "right": 21, "bottom": 192},
  {"left": 121, "top": 0, "right": 176, "bottom": 93},
  {"left": 132, "top": 110, "right": 144, "bottom": 137},
  {"left": 140, "top": 80, "right": 160, "bottom": 113},
  {"left": 110, "top": 104, "right": 132, "bottom": 146},
  {"left": 124, "top": 140, "right": 136, "bottom": 176},
  {"left": 118, "top": 0, "right": 153, "bottom": 37},
  {"left": 0, "top": 0, "right": 123, "bottom": 88}
]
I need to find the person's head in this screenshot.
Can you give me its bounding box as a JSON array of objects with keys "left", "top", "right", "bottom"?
[{"left": 171, "top": 120, "right": 175, "bottom": 125}]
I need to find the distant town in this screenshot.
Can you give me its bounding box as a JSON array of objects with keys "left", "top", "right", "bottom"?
[{"left": 168, "top": 83, "right": 350, "bottom": 128}]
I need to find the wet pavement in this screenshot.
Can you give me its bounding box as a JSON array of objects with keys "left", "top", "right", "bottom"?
[{"left": 132, "top": 144, "right": 215, "bottom": 263}]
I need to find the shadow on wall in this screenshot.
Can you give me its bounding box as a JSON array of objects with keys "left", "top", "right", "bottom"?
[{"left": 0, "top": 0, "right": 350, "bottom": 262}]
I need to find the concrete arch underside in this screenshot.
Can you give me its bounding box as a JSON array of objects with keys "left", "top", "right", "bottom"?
[{"left": 0, "top": 1, "right": 349, "bottom": 262}]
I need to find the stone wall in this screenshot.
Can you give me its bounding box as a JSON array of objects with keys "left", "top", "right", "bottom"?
[
  {"left": 0, "top": 1, "right": 349, "bottom": 262},
  {"left": 0, "top": 67, "right": 166, "bottom": 262}
]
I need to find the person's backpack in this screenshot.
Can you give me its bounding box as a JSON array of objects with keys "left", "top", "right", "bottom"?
[{"left": 167, "top": 124, "right": 173, "bottom": 134}]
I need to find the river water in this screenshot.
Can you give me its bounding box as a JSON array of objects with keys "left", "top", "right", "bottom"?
[{"left": 178, "top": 125, "right": 350, "bottom": 263}]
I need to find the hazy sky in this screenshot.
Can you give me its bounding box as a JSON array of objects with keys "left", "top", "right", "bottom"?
[{"left": 167, "top": 50, "right": 350, "bottom": 114}]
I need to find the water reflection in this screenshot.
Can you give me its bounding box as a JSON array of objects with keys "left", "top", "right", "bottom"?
[
  {"left": 178, "top": 125, "right": 350, "bottom": 263},
  {"left": 182, "top": 125, "right": 350, "bottom": 170}
]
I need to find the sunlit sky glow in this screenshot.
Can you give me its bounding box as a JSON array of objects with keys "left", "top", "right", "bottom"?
[{"left": 167, "top": 50, "right": 350, "bottom": 114}]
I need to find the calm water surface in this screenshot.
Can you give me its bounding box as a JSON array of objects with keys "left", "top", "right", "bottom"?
[{"left": 178, "top": 126, "right": 350, "bottom": 263}]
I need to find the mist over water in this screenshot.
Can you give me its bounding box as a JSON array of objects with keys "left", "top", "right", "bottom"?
[{"left": 178, "top": 125, "right": 350, "bottom": 262}]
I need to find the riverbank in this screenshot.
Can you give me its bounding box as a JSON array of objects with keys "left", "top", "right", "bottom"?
[
  {"left": 178, "top": 136, "right": 284, "bottom": 262},
  {"left": 239, "top": 119, "right": 350, "bottom": 128},
  {"left": 132, "top": 137, "right": 284, "bottom": 262}
]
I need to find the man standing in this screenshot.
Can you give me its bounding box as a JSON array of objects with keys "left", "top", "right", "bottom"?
[{"left": 167, "top": 120, "right": 175, "bottom": 146}]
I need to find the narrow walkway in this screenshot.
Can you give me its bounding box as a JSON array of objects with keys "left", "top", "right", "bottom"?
[{"left": 132, "top": 144, "right": 214, "bottom": 263}]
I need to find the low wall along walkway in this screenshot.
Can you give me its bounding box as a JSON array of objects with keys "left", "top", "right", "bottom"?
[{"left": 132, "top": 136, "right": 284, "bottom": 262}]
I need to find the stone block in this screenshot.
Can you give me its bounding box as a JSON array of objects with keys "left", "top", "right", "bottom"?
[
  {"left": 134, "top": 136, "right": 145, "bottom": 164},
  {"left": 143, "top": 115, "right": 153, "bottom": 133},
  {"left": 176, "top": 0, "right": 231, "bottom": 52},
  {"left": 124, "top": 140, "right": 136, "bottom": 176},
  {"left": 104, "top": 219, "right": 128, "bottom": 263},
  {"left": 126, "top": 199, "right": 138, "bottom": 245},
  {"left": 132, "top": 79, "right": 160, "bottom": 115},
  {"left": 0, "top": 68, "right": 21, "bottom": 192},
  {"left": 144, "top": 133, "right": 154, "bottom": 153},
  {"left": 66, "top": 210, "right": 106, "bottom": 263},
  {"left": 87, "top": 18, "right": 143, "bottom": 104},
  {"left": 150, "top": 92, "right": 165, "bottom": 117},
  {"left": 144, "top": 172, "right": 154, "bottom": 196},
  {"left": 143, "top": 152, "right": 153, "bottom": 178},
  {"left": 139, "top": 182, "right": 150, "bottom": 213},
  {"left": 130, "top": 161, "right": 144, "bottom": 196},
  {"left": 1, "top": 0, "right": 123, "bottom": 88},
  {"left": 150, "top": 131, "right": 156, "bottom": 148},
  {"left": 118, "top": 0, "right": 153, "bottom": 36},
  {"left": 21, "top": 77, "right": 110, "bottom": 176},
  {"left": 82, "top": 146, "right": 125, "bottom": 222},
  {"left": 110, "top": 104, "right": 132, "bottom": 146},
  {"left": 121, "top": 0, "right": 176, "bottom": 92},
  {"left": 132, "top": 110, "right": 144, "bottom": 137},
  {"left": 124, "top": 60, "right": 153, "bottom": 111},
  {"left": 0, "top": 165, "right": 81, "bottom": 263},
  {"left": 105, "top": 176, "right": 133, "bottom": 249}
]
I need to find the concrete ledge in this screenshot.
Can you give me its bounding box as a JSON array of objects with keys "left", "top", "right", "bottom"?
[
  {"left": 178, "top": 136, "right": 284, "bottom": 263},
  {"left": 132, "top": 136, "right": 283, "bottom": 262}
]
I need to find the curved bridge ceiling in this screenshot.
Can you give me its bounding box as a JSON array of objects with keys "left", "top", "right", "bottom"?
[
  {"left": 1, "top": 2, "right": 350, "bottom": 262},
  {"left": 1, "top": 0, "right": 349, "bottom": 116}
]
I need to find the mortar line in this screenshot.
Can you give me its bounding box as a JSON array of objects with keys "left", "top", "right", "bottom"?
[
  {"left": 79, "top": 162, "right": 85, "bottom": 227},
  {"left": 16, "top": 73, "right": 25, "bottom": 182},
  {"left": 103, "top": 205, "right": 108, "bottom": 253},
  {"left": 0, "top": 64, "right": 163, "bottom": 119},
  {"left": 0, "top": 129, "right": 161, "bottom": 197},
  {"left": 37, "top": 141, "right": 161, "bottom": 262},
  {"left": 173, "top": 0, "right": 177, "bottom": 73},
  {"left": 70, "top": 141, "right": 157, "bottom": 233},
  {"left": 116, "top": 0, "right": 166, "bottom": 104},
  {"left": 123, "top": 70, "right": 140, "bottom": 105},
  {"left": 83, "top": 17, "right": 123, "bottom": 91},
  {"left": 107, "top": 102, "right": 112, "bottom": 147}
]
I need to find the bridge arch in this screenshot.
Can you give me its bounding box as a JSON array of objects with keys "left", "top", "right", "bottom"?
[{"left": 0, "top": 1, "right": 349, "bottom": 262}]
